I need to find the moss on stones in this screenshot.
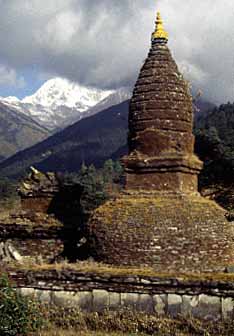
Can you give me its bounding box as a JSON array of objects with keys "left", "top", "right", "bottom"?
[{"left": 88, "top": 194, "right": 234, "bottom": 272}]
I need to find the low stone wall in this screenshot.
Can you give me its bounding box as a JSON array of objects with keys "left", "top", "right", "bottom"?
[
  {"left": 0, "top": 224, "right": 68, "bottom": 262},
  {"left": 9, "top": 270, "right": 234, "bottom": 321}
]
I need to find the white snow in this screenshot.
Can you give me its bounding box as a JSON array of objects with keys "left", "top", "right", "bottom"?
[
  {"left": 0, "top": 77, "right": 131, "bottom": 130},
  {"left": 22, "top": 77, "right": 114, "bottom": 110}
]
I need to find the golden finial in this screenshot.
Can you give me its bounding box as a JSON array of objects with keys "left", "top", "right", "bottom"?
[{"left": 152, "top": 11, "right": 168, "bottom": 42}]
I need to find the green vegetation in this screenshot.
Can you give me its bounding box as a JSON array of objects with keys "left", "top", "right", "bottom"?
[
  {"left": 40, "top": 331, "right": 142, "bottom": 336},
  {"left": 0, "top": 176, "right": 19, "bottom": 210},
  {"left": 35, "top": 305, "right": 234, "bottom": 336},
  {"left": 0, "top": 275, "right": 43, "bottom": 335},
  {"left": 63, "top": 159, "right": 124, "bottom": 216},
  {"left": 195, "top": 102, "right": 234, "bottom": 209},
  {"left": 0, "top": 101, "right": 129, "bottom": 178},
  {"left": 0, "top": 177, "right": 18, "bottom": 200},
  {"left": 195, "top": 103, "right": 234, "bottom": 187},
  {"left": 1, "top": 272, "right": 234, "bottom": 336}
]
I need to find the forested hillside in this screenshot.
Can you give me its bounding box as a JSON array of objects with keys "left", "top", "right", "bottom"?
[
  {"left": 195, "top": 102, "right": 234, "bottom": 186},
  {"left": 0, "top": 101, "right": 129, "bottom": 178}
]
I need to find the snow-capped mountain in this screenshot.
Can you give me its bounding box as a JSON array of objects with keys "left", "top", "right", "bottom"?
[{"left": 1, "top": 77, "right": 131, "bottom": 130}]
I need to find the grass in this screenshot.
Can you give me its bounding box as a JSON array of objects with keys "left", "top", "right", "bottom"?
[
  {"left": 35, "top": 311, "right": 234, "bottom": 336},
  {"left": 8, "top": 259, "right": 234, "bottom": 283},
  {"left": 39, "top": 331, "right": 144, "bottom": 336}
]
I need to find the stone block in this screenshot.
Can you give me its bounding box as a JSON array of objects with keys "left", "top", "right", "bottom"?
[
  {"left": 36, "top": 289, "right": 51, "bottom": 304},
  {"left": 226, "top": 265, "right": 234, "bottom": 273},
  {"left": 182, "top": 295, "right": 199, "bottom": 316},
  {"left": 76, "top": 291, "right": 93, "bottom": 311},
  {"left": 168, "top": 294, "right": 182, "bottom": 317},
  {"left": 109, "top": 292, "right": 121, "bottom": 310},
  {"left": 193, "top": 295, "right": 221, "bottom": 320},
  {"left": 52, "top": 291, "right": 76, "bottom": 307},
  {"left": 93, "top": 289, "right": 109, "bottom": 312},
  {"left": 121, "top": 293, "right": 138, "bottom": 310},
  {"left": 19, "top": 287, "right": 36, "bottom": 298},
  {"left": 153, "top": 294, "right": 167, "bottom": 315},
  {"left": 138, "top": 294, "right": 154, "bottom": 313},
  {"left": 51, "top": 291, "right": 92, "bottom": 311},
  {"left": 222, "top": 297, "right": 234, "bottom": 320}
]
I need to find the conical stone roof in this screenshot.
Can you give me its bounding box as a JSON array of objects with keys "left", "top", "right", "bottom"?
[{"left": 123, "top": 15, "right": 202, "bottom": 193}]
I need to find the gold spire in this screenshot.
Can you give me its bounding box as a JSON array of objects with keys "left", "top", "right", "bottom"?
[{"left": 152, "top": 11, "right": 168, "bottom": 42}]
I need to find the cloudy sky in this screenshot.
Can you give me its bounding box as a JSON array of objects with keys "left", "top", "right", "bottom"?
[{"left": 0, "top": 0, "right": 233, "bottom": 104}]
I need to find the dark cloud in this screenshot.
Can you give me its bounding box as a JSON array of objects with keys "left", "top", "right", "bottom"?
[{"left": 0, "top": 0, "right": 233, "bottom": 103}]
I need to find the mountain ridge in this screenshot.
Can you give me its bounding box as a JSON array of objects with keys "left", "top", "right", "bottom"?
[
  {"left": 0, "top": 100, "right": 129, "bottom": 178},
  {"left": 0, "top": 97, "right": 215, "bottom": 178},
  {"left": 1, "top": 78, "right": 131, "bottom": 131},
  {"left": 0, "top": 102, "right": 50, "bottom": 161}
]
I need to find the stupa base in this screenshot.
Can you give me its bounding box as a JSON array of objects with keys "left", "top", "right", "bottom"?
[{"left": 88, "top": 193, "right": 234, "bottom": 272}]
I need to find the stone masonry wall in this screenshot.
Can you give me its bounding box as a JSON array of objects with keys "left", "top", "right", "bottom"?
[
  {"left": 0, "top": 223, "right": 77, "bottom": 262},
  {"left": 88, "top": 195, "right": 234, "bottom": 272},
  {"left": 9, "top": 270, "right": 234, "bottom": 321}
]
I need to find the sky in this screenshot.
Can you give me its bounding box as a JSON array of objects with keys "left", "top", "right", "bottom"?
[{"left": 0, "top": 0, "right": 233, "bottom": 103}]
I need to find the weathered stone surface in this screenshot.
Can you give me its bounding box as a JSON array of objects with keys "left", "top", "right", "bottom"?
[
  {"left": 51, "top": 291, "right": 92, "bottom": 310},
  {"left": 121, "top": 293, "right": 139, "bottom": 310},
  {"left": 138, "top": 294, "right": 154, "bottom": 313},
  {"left": 93, "top": 289, "right": 109, "bottom": 312},
  {"left": 0, "top": 241, "right": 22, "bottom": 262},
  {"left": 51, "top": 291, "right": 77, "bottom": 307},
  {"left": 19, "top": 168, "right": 61, "bottom": 213},
  {"left": 222, "top": 298, "right": 234, "bottom": 320},
  {"left": 76, "top": 291, "right": 93, "bottom": 312},
  {"left": 18, "top": 287, "right": 36, "bottom": 297},
  {"left": 168, "top": 294, "right": 182, "bottom": 317},
  {"left": 11, "top": 270, "right": 234, "bottom": 320},
  {"left": 109, "top": 292, "right": 121, "bottom": 310},
  {"left": 88, "top": 195, "right": 234, "bottom": 272},
  {"left": 36, "top": 290, "right": 51, "bottom": 304},
  {"left": 182, "top": 295, "right": 199, "bottom": 316},
  {"left": 193, "top": 295, "right": 221, "bottom": 321},
  {"left": 122, "top": 38, "right": 202, "bottom": 192},
  {"left": 153, "top": 294, "right": 167, "bottom": 315},
  {"left": 0, "top": 166, "right": 83, "bottom": 262}
]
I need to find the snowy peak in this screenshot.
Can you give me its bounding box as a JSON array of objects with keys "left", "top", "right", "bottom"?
[
  {"left": 0, "top": 77, "right": 131, "bottom": 130},
  {"left": 22, "top": 77, "right": 114, "bottom": 111},
  {"left": 2, "top": 96, "right": 20, "bottom": 104}
]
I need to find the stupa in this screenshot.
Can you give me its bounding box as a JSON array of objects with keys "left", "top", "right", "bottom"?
[{"left": 88, "top": 12, "right": 234, "bottom": 272}]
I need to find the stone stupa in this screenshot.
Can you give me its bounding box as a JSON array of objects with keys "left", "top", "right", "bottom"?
[{"left": 88, "top": 12, "right": 234, "bottom": 272}]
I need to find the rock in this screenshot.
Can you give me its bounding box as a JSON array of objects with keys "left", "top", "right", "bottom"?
[
  {"left": 121, "top": 293, "right": 139, "bottom": 310},
  {"left": 0, "top": 241, "right": 23, "bottom": 262},
  {"left": 109, "top": 292, "right": 121, "bottom": 310},
  {"left": 194, "top": 295, "right": 221, "bottom": 321},
  {"left": 138, "top": 294, "right": 154, "bottom": 313},
  {"left": 168, "top": 294, "right": 182, "bottom": 317},
  {"left": 153, "top": 294, "right": 167, "bottom": 315},
  {"left": 93, "top": 289, "right": 109, "bottom": 312},
  {"left": 226, "top": 265, "right": 234, "bottom": 273},
  {"left": 222, "top": 297, "right": 234, "bottom": 320}
]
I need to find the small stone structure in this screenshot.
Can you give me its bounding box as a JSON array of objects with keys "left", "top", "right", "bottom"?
[
  {"left": 10, "top": 270, "right": 234, "bottom": 321},
  {"left": 88, "top": 13, "right": 234, "bottom": 272},
  {"left": 19, "top": 166, "right": 61, "bottom": 213},
  {"left": 0, "top": 167, "right": 83, "bottom": 262}
]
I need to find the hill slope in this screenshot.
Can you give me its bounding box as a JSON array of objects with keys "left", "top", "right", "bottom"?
[
  {"left": 0, "top": 102, "right": 50, "bottom": 161},
  {"left": 0, "top": 101, "right": 129, "bottom": 178},
  {"left": 195, "top": 102, "right": 234, "bottom": 186}
]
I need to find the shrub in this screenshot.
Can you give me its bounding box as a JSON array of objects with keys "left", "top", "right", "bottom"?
[{"left": 0, "top": 275, "right": 44, "bottom": 335}]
